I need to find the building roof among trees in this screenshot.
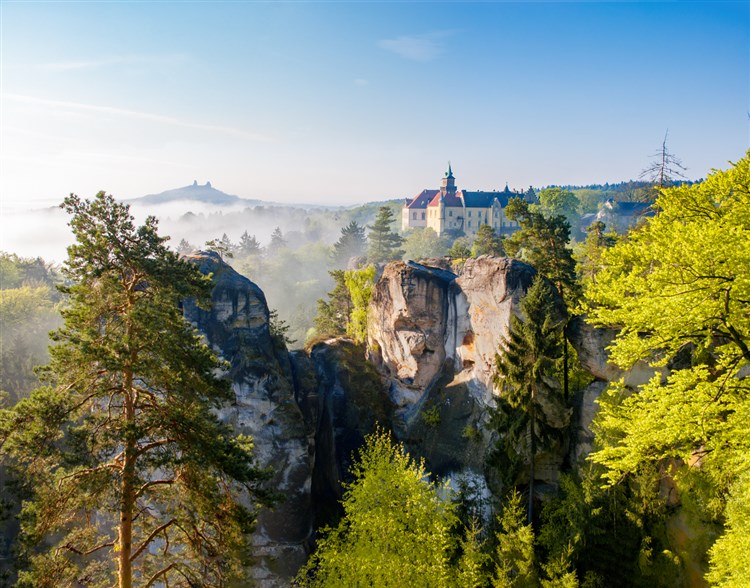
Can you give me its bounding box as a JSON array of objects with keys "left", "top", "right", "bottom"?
[{"left": 405, "top": 189, "right": 439, "bottom": 209}]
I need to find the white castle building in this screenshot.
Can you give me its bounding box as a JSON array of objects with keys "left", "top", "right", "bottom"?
[{"left": 401, "top": 164, "right": 535, "bottom": 236}]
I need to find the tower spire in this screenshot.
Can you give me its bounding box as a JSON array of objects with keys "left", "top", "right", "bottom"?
[{"left": 446, "top": 162, "right": 454, "bottom": 179}]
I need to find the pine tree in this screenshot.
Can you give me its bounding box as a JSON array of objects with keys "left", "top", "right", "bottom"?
[
  {"left": 331, "top": 221, "right": 367, "bottom": 267},
  {"left": 494, "top": 490, "right": 537, "bottom": 588},
  {"left": 313, "top": 270, "right": 351, "bottom": 338},
  {"left": 0, "top": 193, "right": 269, "bottom": 588},
  {"left": 238, "top": 230, "right": 263, "bottom": 257},
  {"left": 269, "top": 226, "right": 287, "bottom": 250},
  {"left": 176, "top": 237, "right": 194, "bottom": 255},
  {"left": 367, "top": 206, "right": 404, "bottom": 263},
  {"left": 493, "top": 275, "right": 565, "bottom": 523},
  {"left": 471, "top": 224, "right": 505, "bottom": 257},
  {"left": 504, "top": 197, "right": 578, "bottom": 399}
]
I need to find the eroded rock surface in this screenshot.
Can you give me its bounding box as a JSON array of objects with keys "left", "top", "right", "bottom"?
[
  {"left": 184, "top": 252, "right": 313, "bottom": 587},
  {"left": 367, "top": 256, "right": 571, "bottom": 491}
]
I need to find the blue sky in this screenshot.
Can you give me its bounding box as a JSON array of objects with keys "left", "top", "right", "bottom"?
[{"left": 1, "top": 1, "right": 748, "bottom": 209}]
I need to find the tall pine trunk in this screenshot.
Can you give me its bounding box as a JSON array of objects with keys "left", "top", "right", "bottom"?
[
  {"left": 119, "top": 368, "right": 135, "bottom": 588},
  {"left": 528, "top": 383, "right": 536, "bottom": 525},
  {"left": 119, "top": 307, "right": 136, "bottom": 588}
]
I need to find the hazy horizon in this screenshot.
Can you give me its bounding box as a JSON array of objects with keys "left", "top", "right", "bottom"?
[{"left": 1, "top": 1, "right": 747, "bottom": 214}]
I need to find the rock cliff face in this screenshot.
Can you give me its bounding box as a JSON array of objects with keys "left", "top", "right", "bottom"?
[
  {"left": 183, "top": 253, "right": 620, "bottom": 586},
  {"left": 367, "top": 257, "right": 570, "bottom": 492},
  {"left": 184, "top": 252, "right": 314, "bottom": 587}
]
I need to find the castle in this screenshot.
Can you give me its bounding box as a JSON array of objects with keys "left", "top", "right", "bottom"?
[{"left": 401, "top": 164, "right": 535, "bottom": 236}]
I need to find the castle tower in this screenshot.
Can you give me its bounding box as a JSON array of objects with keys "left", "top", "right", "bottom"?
[{"left": 440, "top": 162, "right": 457, "bottom": 197}]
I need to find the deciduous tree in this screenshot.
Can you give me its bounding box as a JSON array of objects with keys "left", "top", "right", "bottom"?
[
  {"left": 584, "top": 151, "right": 750, "bottom": 584},
  {"left": 296, "top": 429, "right": 456, "bottom": 588}
]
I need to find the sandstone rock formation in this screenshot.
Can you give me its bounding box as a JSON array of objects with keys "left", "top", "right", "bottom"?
[
  {"left": 367, "top": 257, "right": 571, "bottom": 493},
  {"left": 184, "top": 252, "right": 314, "bottom": 587},
  {"left": 181, "top": 253, "right": 623, "bottom": 586}
]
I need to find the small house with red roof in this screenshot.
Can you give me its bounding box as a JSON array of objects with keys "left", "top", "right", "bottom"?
[{"left": 401, "top": 164, "right": 534, "bottom": 236}]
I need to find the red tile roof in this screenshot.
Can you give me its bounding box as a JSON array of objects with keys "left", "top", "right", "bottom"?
[
  {"left": 405, "top": 189, "right": 439, "bottom": 209},
  {"left": 427, "top": 192, "right": 463, "bottom": 207}
]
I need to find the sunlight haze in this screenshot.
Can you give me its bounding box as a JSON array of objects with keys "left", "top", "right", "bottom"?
[{"left": 1, "top": 1, "right": 748, "bottom": 213}]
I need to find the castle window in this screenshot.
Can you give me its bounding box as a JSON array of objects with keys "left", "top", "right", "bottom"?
[
  {"left": 412, "top": 212, "right": 417, "bottom": 219},
  {"left": 449, "top": 210, "right": 453, "bottom": 217},
  {"left": 468, "top": 221, "right": 472, "bottom": 227},
  {"left": 468, "top": 211, "right": 472, "bottom": 217},
  {"left": 421, "top": 212, "right": 425, "bottom": 220}
]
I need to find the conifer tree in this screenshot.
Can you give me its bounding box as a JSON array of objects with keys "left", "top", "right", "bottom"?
[
  {"left": 493, "top": 275, "right": 565, "bottom": 523},
  {"left": 238, "top": 230, "right": 263, "bottom": 257},
  {"left": 0, "top": 193, "right": 269, "bottom": 588},
  {"left": 313, "top": 270, "right": 351, "bottom": 338},
  {"left": 504, "top": 197, "right": 578, "bottom": 399},
  {"left": 494, "top": 491, "right": 537, "bottom": 588},
  {"left": 269, "top": 226, "right": 287, "bottom": 250},
  {"left": 367, "top": 206, "right": 404, "bottom": 263},
  {"left": 331, "top": 221, "right": 367, "bottom": 267},
  {"left": 471, "top": 224, "right": 505, "bottom": 257}
]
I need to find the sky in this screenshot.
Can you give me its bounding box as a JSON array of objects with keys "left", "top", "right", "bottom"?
[{"left": 1, "top": 1, "right": 748, "bottom": 212}]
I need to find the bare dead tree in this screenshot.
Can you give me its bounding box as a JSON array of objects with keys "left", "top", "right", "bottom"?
[{"left": 640, "top": 129, "right": 688, "bottom": 190}]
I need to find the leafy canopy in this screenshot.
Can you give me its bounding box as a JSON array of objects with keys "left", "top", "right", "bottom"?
[
  {"left": 297, "top": 429, "right": 456, "bottom": 588},
  {"left": 0, "top": 192, "right": 269, "bottom": 588},
  {"left": 583, "top": 152, "right": 750, "bottom": 584}
]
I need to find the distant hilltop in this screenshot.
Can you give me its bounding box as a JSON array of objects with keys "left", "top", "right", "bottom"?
[{"left": 125, "top": 181, "right": 265, "bottom": 207}]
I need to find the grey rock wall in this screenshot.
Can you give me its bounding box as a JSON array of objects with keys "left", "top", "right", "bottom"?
[{"left": 185, "top": 252, "right": 313, "bottom": 587}]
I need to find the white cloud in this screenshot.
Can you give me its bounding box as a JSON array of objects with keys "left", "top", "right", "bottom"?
[
  {"left": 4, "top": 94, "right": 272, "bottom": 142},
  {"left": 378, "top": 32, "right": 451, "bottom": 62},
  {"left": 38, "top": 53, "right": 188, "bottom": 72}
]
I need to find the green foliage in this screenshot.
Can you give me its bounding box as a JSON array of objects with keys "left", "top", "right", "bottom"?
[
  {"left": 238, "top": 230, "right": 263, "bottom": 257},
  {"left": 344, "top": 265, "right": 376, "bottom": 344},
  {"left": 0, "top": 193, "right": 269, "bottom": 588},
  {"left": 367, "top": 207, "right": 404, "bottom": 263},
  {"left": 0, "top": 286, "right": 61, "bottom": 405},
  {"left": 583, "top": 151, "right": 750, "bottom": 585},
  {"left": 494, "top": 490, "right": 537, "bottom": 587},
  {"left": 448, "top": 236, "right": 472, "bottom": 260},
  {"left": 0, "top": 252, "right": 59, "bottom": 291},
  {"left": 313, "top": 270, "right": 351, "bottom": 339},
  {"left": 504, "top": 197, "right": 578, "bottom": 303},
  {"left": 297, "top": 429, "right": 456, "bottom": 588},
  {"left": 331, "top": 221, "right": 367, "bottom": 267},
  {"left": 204, "top": 236, "right": 234, "bottom": 259},
  {"left": 402, "top": 227, "right": 451, "bottom": 261},
  {"left": 422, "top": 405, "right": 442, "bottom": 428},
  {"left": 705, "top": 471, "right": 750, "bottom": 587},
  {"left": 471, "top": 225, "right": 505, "bottom": 258},
  {"left": 457, "top": 520, "right": 491, "bottom": 588},
  {"left": 538, "top": 188, "right": 580, "bottom": 227},
  {"left": 270, "top": 226, "right": 287, "bottom": 249},
  {"left": 493, "top": 276, "right": 565, "bottom": 522},
  {"left": 269, "top": 308, "right": 296, "bottom": 347},
  {"left": 573, "top": 221, "right": 618, "bottom": 292}
]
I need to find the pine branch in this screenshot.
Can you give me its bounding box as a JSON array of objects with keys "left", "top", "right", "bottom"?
[{"left": 130, "top": 518, "right": 177, "bottom": 563}]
